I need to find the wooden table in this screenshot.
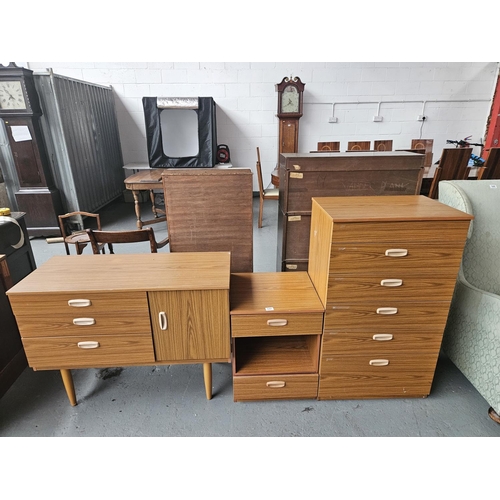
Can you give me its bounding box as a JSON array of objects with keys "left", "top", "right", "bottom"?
[{"left": 124, "top": 169, "right": 166, "bottom": 229}]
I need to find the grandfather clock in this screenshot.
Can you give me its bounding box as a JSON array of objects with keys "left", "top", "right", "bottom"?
[
  {"left": 0, "top": 63, "right": 62, "bottom": 237},
  {"left": 276, "top": 76, "right": 305, "bottom": 159}
]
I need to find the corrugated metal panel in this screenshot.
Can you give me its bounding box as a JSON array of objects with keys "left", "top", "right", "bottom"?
[{"left": 35, "top": 71, "right": 124, "bottom": 222}]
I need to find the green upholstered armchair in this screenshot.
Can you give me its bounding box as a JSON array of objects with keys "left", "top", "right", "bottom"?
[{"left": 439, "top": 180, "right": 500, "bottom": 423}]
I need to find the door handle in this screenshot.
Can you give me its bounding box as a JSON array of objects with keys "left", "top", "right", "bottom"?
[
  {"left": 385, "top": 249, "right": 408, "bottom": 257},
  {"left": 73, "top": 318, "right": 95, "bottom": 326},
  {"left": 380, "top": 279, "right": 403, "bottom": 287},
  {"left": 159, "top": 312, "right": 168, "bottom": 331},
  {"left": 376, "top": 307, "right": 398, "bottom": 315}
]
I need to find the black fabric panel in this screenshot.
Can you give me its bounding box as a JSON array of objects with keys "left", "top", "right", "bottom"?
[{"left": 142, "top": 96, "right": 217, "bottom": 168}]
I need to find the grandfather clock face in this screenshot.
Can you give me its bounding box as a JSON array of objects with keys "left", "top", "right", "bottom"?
[
  {"left": 0, "top": 81, "right": 27, "bottom": 110},
  {"left": 281, "top": 85, "right": 300, "bottom": 114}
]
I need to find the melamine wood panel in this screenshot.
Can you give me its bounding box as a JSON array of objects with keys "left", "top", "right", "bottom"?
[
  {"left": 233, "top": 335, "right": 320, "bottom": 375},
  {"left": 324, "top": 301, "right": 452, "bottom": 332},
  {"left": 325, "top": 275, "right": 458, "bottom": 302},
  {"left": 328, "top": 243, "right": 465, "bottom": 276},
  {"left": 233, "top": 374, "right": 318, "bottom": 401},
  {"left": 318, "top": 352, "right": 439, "bottom": 399},
  {"left": 321, "top": 329, "right": 443, "bottom": 356},
  {"left": 231, "top": 312, "right": 323, "bottom": 338},
  {"left": 22, "top": 333, "right": 155, "bottom": 369},
  {"left": 149, "top": 289, "right": 230, "bottom": 362}
]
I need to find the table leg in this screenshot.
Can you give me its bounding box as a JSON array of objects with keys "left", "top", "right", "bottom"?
[
  {"left": 131, "top": 190, "right": 143, "bottom": 229},
  {"left": 203, "top": 363, "right": 212, "bottom": 400},
  {"left": 60, "top": 369, "right": 77, "bottom": 406},
  {"left": 149, "top": 189, "right": 160, "bottom": 219}
]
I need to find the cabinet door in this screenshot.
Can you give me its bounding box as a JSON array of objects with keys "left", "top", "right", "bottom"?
[{"left": 149, "top": 290, "right": 230, "bottom": 362}]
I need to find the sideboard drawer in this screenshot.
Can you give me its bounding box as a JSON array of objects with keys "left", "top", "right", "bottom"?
[
  {"left": 233, "top": 374, "right": 318, "bottom": 401},
  {"left": 8, "top": 291, "right": 149, "bottom": 317},
  {"left": 231, "top": 313, "right": 323, "bottom": 338},
  {"left": 14, "top": 311, "right": 152, "bottom": 338},
  {"left": 22, "top": 333, "right": 155, "bottom": 369}
]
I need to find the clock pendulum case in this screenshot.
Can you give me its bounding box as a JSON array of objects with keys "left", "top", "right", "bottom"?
[
  {"left": 0, "top": 63, "right": 63, "bottom": 236},
  {"left": 275, "top": 76, "right": 305, "bottom": 159}
]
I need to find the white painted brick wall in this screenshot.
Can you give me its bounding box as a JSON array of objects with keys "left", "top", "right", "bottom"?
[{"left": 24, "top": 61, "right": 499, "bottom": 191}]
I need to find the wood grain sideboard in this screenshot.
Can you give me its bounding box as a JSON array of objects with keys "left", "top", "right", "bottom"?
[
  {"left": 6, "top": 252, "right": 231, "bottom": 406},
  {"left": 307, "top": 195, "right": 473, "bottom": 400},
  {"left": 277, "top": 152, "right": 424, "bottom": 272}
]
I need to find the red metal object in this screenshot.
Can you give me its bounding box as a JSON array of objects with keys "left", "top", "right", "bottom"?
[{"left": 483, "top": 71, "right": 500, "bottom": 160}]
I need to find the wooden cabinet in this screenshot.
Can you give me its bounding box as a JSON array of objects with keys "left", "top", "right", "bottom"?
[
  {"left": 229, "top": 272, "right": 324, "bottom": 401},
  {"left": 277, "top": 152, "right": 424, "bottom": 271},
  {"left": 7, "top": 252, "right": 231, "bottom": 405},
  {"left": 307, "top": 195, "right": 472, "bottom": 400}
]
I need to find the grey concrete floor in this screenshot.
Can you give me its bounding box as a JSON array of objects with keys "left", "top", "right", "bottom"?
[{"left": 1, "top": 196, "right": 499, "bottom": 439}]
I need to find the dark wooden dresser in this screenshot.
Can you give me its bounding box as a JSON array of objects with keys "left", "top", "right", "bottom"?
[{"left": 277, "top": 152, "right": 424, "bottom": 271}]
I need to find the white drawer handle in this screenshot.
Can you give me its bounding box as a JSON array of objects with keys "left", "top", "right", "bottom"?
[
  {"left": 159, "top": 311, "right": 168, "bottom": 331},
  {"left": 373, "top": 334, "right": 393, "bottom": 341},
  {"left": 380, "top": 279, "right": 403, "bottom": 287},
  {"left": 369, "top": 359, "right": 389, "bottom": 366},
  {"left": 266, "top": 381, "right": 286, "bottom": 388},
  {"left": 73, "top": 317, "right": 95, "bottom": 326},
  {"left": 267, "top": 319, "right": 288, "bottom": 327},
  {"left": 77, "top": 341, "right": 100, "bottom": 349},
  {"left": 376, "top": 307, "right": 398, "bottom": 315},
  {"left": 385, "top": 249, "right": 408, "bottom": 257},
  {"left": 68, "top": 299, "right": 92, "bottom": 307}
]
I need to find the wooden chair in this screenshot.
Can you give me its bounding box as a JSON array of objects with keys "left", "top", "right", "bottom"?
[
  {"left": 411, "top": 139, "right": 434, "bottom": 167},
  {"left": 256, "top": 147, "right": 279, "bottom": 228},
  {"left": 374, "top": 140, "right": 393, "bottom": 151},
  {"left": 58, "top": 211, "right": 110, "bottom": 255},
  {"left": 347, "top": 141, "right": 371, "bottom": 151},
  {"left": 317, "top": 141, "right": 340, "bottom": 151},
  {"left": 477, "top": 148, "right": 500, "bottom": 180},
  {"left": 428, "top": 147, "right": 472, "bottom": 199},
  {"left": 86, "top": 227, "right": 159, "bottom": 254}
]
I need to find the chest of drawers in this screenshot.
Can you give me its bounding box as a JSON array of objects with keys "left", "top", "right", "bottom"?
[
  {"left": 7, "top": 252, "right": 231, "bottom": 405},
  {"left": 229, "top": 272, "right": 324, "bottom": 401},
  {"left": 307, "top": 195, "right": 472, "bottom": 400}
]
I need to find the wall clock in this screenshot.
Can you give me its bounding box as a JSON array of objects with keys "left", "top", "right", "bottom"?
[
  {"left": 276, "top": 76, "right": 305, "bottom": 159},
  {"left": 0, "top": 63, "right": 62, "bottom": 236}
]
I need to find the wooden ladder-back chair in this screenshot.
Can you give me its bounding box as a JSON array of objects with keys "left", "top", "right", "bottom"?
[
  {"left": 256, "top": 147, "right": 279, "bottom": 228},
  {"left": 58, "top": 211, "right": 110, "bottom": 255},
  {"left": 428, "top": 147, "right": 472, "bottom": 199},
  {"left": 477, "top": 148, "right": 500, "bottom": 180},
  {"left": 347, "top": 141, "right": 371, "bottom": 151},
  {"left": 86, "top": 227, "right": 159, "bottom": 254}
]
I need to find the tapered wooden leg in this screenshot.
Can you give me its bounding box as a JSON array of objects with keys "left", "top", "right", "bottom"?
[
  {"left": 60, "top": 369, "right": 77, "bottom": 406},
  {"left": 203, "top": 363, "right": 212, "bottom": 400}
]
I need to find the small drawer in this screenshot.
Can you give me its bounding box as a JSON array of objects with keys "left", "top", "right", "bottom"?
[
  {"left": 321, "top": 329, "right": 443, "bottom": 356},
  {"left": 22, "top": 333, "right": 155, "bottom": 370},
  {"left": 9, "top": 291, "right": 149, "bottom": 318},
  {"left": 324, "top": 301, "right": 451, "bottom": 332},
  {"left": 330, "top": 220, "right": 471, "bottom": 244},
  {"left": 329, "top": 243, "right": 464, "bottom": 276},
  {"left": 326, "top": 275, "right": 457, "bottom": 303},
  {"left": 231, "top": 313, "right": 324, "bottom": 338},
  {"left": 318, "top": 352, "right": 439, "bottom": 399},
  {"left": 233, "top": 374, "right": 319, "bottom": 401},
  {"left": 15, "top": 311, "right": 152, "bottom": 338}
]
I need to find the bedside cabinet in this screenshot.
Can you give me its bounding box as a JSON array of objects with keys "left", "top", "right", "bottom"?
[
  {"left": 229, "top": 272, "right": 324, "bottom": 401},
  {"left": 307, "top": 195, "right": 473, "bottom": 400},
  {"left": 7, "top": 253, "right": 231, "bottom": 405}
]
